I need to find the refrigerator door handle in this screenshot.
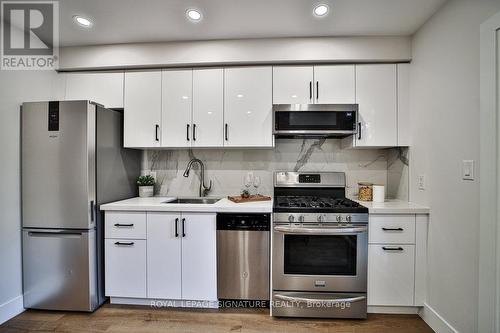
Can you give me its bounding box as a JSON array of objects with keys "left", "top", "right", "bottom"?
[
  {"left": 27, "top": 230, "right": 84, "bottom": 237},
  {"left": 90, "top": 200, "right": 95, "bottom": 222}
]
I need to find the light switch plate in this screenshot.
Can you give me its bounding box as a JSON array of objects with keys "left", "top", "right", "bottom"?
[
  {"left": 418, "top": 174, "right": 426, "bottom": 190},
  {"left": 462, "top": 160, "right": 474, "bottom": 180}
]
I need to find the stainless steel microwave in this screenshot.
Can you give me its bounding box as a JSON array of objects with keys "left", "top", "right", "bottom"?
[{"left": 273, "top": 104, "right": 358, "bottom": 138}]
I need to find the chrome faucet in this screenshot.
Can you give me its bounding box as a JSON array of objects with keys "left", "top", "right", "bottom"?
[{"left": 183, "top": 158, "right": 212, "bottom": 197}]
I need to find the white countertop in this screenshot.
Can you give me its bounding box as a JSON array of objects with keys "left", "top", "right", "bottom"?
[
  {"left": 353, "top": 199, "right": 430, "bottom": 214},
  {"left": 100, "top": 197, "right": 273, "bottom": 213}
]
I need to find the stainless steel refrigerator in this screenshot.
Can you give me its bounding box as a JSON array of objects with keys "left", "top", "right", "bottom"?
[{"left": 21, "top": 100, "right": 141, "bottom": 311}]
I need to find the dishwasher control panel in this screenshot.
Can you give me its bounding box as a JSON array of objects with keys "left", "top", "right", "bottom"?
[{"left": 217, "top": 213, "right": 270, "bottom": 231}]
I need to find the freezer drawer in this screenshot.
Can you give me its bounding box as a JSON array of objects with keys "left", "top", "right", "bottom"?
[{"left": 22, "top": 229, "right": 98, "bottom": 311}]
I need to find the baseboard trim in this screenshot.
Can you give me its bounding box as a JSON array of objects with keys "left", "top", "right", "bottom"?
[
  {"left": 419, "top": 303, "right": 458, "bottom": 333},
  {"left": 0, "top": 295, "right": 24, "bottom": 325},
  {"left": 368, "top": 305, "right": 420, "bottom": 314},
  {"left": 110, "top": 297, "right": 219, "bottom": 309}
]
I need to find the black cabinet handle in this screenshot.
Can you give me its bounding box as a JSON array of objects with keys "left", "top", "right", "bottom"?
[
  {"left": 186, "top": 124, "right": 190, "bottom": 141},
  {"left": 316, "top": 81, "right": 319, "bottom": 100},
  {"left": 115, "top": 241, "right": 134, "bottom": 246},
  {"left": 309, "top": 81, "right": 312, "bottom": 100},
  {"left": 155, "top": 125, "right": 159, "bottom": 141},
  {"left": 193, "top": 124, "right": 197, "bottom": 141},
  {"left": 382, "top": 246, "right": 404, "bottom": 251},
  {"left": 225, "top": 124, "right": 228, "bottom": 141},
  {"left": 182, "top": 218, "right": 186, "bottom": 237},
  {"left": 175, "top": 218, "right": 179, "bottom": 238},
  {"left": 382, "top": 227, "right": 404, "bottom": 231},
  {"left": 90, "top": 201, "right": 94, "bottom": 222},
  {"left": 358, "top": 122, "right": 362, "bottom": 140},
  {"left": 114, "top": 223, "right": 134, "bottom": 227}
]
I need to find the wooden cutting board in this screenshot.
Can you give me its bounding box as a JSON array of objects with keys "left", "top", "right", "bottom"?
[{"left": 227, "top": 194, "right": 272, "bottom": 203}]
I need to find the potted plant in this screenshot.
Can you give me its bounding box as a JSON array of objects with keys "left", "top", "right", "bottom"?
[{"left": 137, "top": 175, "right": 155, "bottom": 198}]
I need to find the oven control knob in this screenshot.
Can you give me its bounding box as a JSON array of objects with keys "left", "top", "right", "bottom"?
[
  {"left": 317, "top": 215, "right": 324, "bottom": 223},
  {"left": 346, "top": 215, "right": 352, "bottom": 223},
  {"left": 288, "top": 215, "right": 295, "bottom": 223},
  {"left": 298, "top": 215, "right": 305, "bottom": 223},
  {"left": 336, "top": 215, "right": 342, "bottom": 222}
]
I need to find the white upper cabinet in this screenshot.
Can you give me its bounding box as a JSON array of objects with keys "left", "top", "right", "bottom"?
[
  {"left": 124, "top": 71, "right": 162, "bottom": 148},
  {"left": 147, "top": 212, "right": 182, "bottom": 300},
  {"left": 273, "top": 66, "right": 314, "bottom": 104},
  {"left": 162, "top": 69, "right": 193, "bottom": 148},
  {"left": 65, "top": 72, "right": 124, "bottom": 109},
  {"left": 192, "top": 68, "right": 224, "bottom": 147},
  {"left": 313, "top": 65, "right": 355, "bottom": 104},
  {"left": 354, "top": 64, "right": 398, "bottom": 147},
  {"left": 397, "top": 64, "right": 410, "bottom": 146},
  {"left": 224, "top": 67, "right": 273, "bottom": 147},
  {"left": 180, "top": 213, "right": 217, "bottom": 301}
]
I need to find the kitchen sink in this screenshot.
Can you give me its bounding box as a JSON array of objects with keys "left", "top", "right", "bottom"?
[{"left": 163, "top": 198, "right": 221, "bottom": 204}]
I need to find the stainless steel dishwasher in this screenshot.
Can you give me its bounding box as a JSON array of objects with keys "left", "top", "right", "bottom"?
[{"left": 217, "top": 213, "right": 270, "bottom": 301}]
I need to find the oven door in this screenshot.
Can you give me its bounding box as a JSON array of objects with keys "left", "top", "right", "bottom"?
[
  {"left": 272, "top": 225, "right": 367, "bottom": 293},
  {"left": 273, "top": 104, "right": 357, "bottom": 137}
]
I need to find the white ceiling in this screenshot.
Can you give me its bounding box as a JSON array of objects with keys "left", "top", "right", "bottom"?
[{"left": 59, "top": 0, "right": 447, "bottom": 47}]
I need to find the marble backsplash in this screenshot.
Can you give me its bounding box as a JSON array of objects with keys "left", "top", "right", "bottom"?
[{"left": 142, "top": 139, "right": 409, "bottom": 200}]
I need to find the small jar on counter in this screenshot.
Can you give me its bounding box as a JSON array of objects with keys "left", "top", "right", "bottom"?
[{"left": 358, "top": 182, "right": 373, "bottom": 201}]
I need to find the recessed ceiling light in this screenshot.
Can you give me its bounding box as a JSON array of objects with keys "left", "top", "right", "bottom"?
[
  {"left": 73, "top": 15, "right": 93, "bottom": 28},
  {"left": 186, "top": 9, "right": 202, "bottom": 22},
  {"left": 313, "top": 4, "right": 329, "bottom": 17}
]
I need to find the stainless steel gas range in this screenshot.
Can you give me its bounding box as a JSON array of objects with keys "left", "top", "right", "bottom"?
[{"left": 271, "top": 171, "right": 369, "bottom": 319}]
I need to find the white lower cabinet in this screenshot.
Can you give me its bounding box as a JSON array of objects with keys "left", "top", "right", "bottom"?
[
  {"left": 146, "top": 212, "right": 217, "bottom": 301},
  {"left": 368, "top": 244, "right": 415, "bottom": 306},
  {"left": 147, "top": 212, "right": 182, "bottom": 299},
  {"left": 367, "top": 214, "right": 428, "bottom": 308},
  {"left": 105, "top": 211, "right": 217, "bottom": 303},
  {"left": 105, "top": 239, "right": 147, "bottom": 298},
  {"left": 180, "top": 213, "right": 217, "bottom": 301}
]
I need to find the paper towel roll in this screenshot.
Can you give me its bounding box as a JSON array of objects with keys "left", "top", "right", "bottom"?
[{"left": 373, "top": 185, "right": 385, "bottom": 203}]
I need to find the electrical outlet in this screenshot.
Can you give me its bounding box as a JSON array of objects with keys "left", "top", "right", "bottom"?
[
  {"left": 149, "top": 171, "right": 157, "bottom": 181},
  {"left": 418, "top": 175, "right": 426, "bottom": 190}
]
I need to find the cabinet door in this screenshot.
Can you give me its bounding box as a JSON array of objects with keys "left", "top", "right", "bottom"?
[
  {"left": 124, "top": 71, "right": 162, "bottom": 148},
  {"left": 65, "top": 72, "right": 124, "bottom": 109},
  {"left": 273, "top": 66, "right": 313, "bottom": 104},
  {"left": 313, "top": 65, "right": 355, "bottom": 104},
  {"left": 368, "top": 244, "right": 415, "bottom": 306},
  {"left": 162, "top": 69, "right": 193, "bottom": 148},
  {"left": 105, "top": 239, "right": 146, "bottom": 298},
  {"left": 181, "top": 213, "right": 217, "bottom": 301},
  {"left": 224, "top": 67, "right": 273, "bottom": 147},
  {"left": 147, "top": 212, "right": 182, "bottom": 299},
  {"left": 355, "top": 65, "right": 397, "bottom": 147},
  {"left": 397, "top": 64, "right": 410, "bottom": 146},
  {"left": 192, "top": 68, "right": 224, "bottom": 147}
]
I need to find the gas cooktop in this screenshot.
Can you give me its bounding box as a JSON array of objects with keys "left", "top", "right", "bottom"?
[{"left": 274, "top": 195, "right": 368, "bottom": 213}]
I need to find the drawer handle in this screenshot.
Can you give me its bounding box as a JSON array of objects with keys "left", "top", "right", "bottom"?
[
  {"left": 382, "top": 246, "right": 404, "bottom": 251},
  {"left": 115, "top": 241, "right": 134, "bottom": 246},
  {"left": 114, "top": 223, "right": 134, "bottom": 227},
  {"left": 382, "top": 227, "right": 403, "bottom": 231}
]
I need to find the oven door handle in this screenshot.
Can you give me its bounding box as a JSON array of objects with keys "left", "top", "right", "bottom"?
[
  {"left": 274, "top": 294, "right": 366, "bottom": 304},
  {"left": 273, "top": 226, "right": 367, "bottom": 234}
]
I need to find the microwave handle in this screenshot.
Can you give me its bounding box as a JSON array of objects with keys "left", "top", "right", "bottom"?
[
  {"left": 275, "top": 294, "right": 366, "bottom": 305},
  {"left": 273, "top": 226, "right": 367, "bottom": 234},
  {"left": 358, "top": 122, "right": 362, "bottom": 140}
]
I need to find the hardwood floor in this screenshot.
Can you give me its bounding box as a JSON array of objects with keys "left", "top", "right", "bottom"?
[{"left": 1, "top": 303, "right": 434, "bottom": 333}]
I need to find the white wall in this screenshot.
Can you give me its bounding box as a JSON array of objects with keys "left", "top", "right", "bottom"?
[
  {"left": 0, "top": 71, "right": 64, "bottom": 322},
  {"left": 409, "top": 0, "right": 500, "bottom": 332},
  {"left": 58, "top": 36, "right": 411, "bottom": 71}
]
